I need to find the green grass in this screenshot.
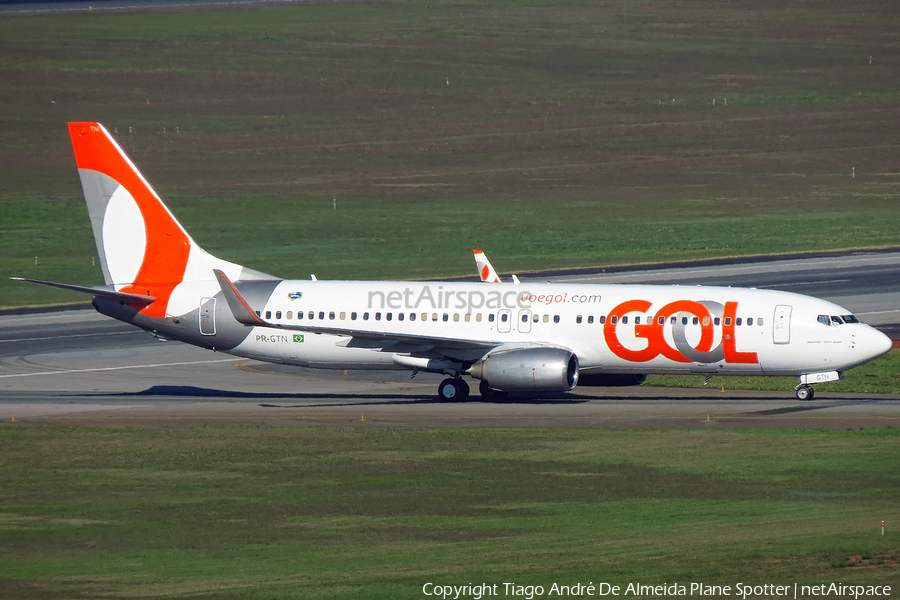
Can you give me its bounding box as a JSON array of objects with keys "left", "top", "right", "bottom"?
[
  {"left": 0, "top": 426, "right": 897, "bottom": 599},
  {"left": 1, "top": 0, "right": 900, "bottom": 307},
  {"left": 650, "top": 348, "right": 900, "bottom": 394}
]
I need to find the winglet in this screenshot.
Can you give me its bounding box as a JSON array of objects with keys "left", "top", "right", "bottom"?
[{"left": 213, "top": 269, "right": 268, "bottom": 327}]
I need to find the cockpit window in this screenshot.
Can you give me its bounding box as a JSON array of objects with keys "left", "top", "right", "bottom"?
[{"left": 819, "top": 314, "right": 854, "bottom": 327}]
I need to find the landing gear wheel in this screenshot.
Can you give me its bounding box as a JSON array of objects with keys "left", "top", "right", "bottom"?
[
  {"left": 795, "top": 385, "right": 814, "bottom": 401},
  {"left": 479, "top": 380, "right": 509, "bottom": 400},
  {"left": 438, "top": 378, "right": 470, "bottom": 402}
]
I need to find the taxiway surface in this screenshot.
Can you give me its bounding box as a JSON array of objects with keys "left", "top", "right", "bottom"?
[{"left": 2, "top": 251, "right": 899, "bottom": 429}]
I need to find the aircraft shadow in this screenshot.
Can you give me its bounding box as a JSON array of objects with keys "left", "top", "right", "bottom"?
[
  {"left": 67, "top": 386, "right": 896, "bottom": 408},
  {"left": 74, "top": 385, "right": 591, "bottom": 406}
]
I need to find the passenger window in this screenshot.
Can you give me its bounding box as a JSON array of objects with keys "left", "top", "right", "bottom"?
[
  {"left": 488, "top": 314, "right": 495, "bottom": 322},
  {"left": 298, "top": 311, "right": 304, "bottom": 320},
  {"left": 255, "top": 311, "right": 261, "bottom": 317},
  {"left": 275, "top": 311, "right": 282, "bottom": 319},
  {"left": 476, "top": 314, "right": 482, "bottom": 322},
  {"left": 409, "top": 313, "right": 416, "bottom": 321},
  {"left": 329, "top": 311, "right": 335, "bottom": 320},
  {"left": 747, "top": 317, "right": 753, "bottom": 326},
  {"left": 692, "top": 317, "right": 698, "bottom": 326},
  {"left": 265, "top": 311, "right": 272, "bottom": 319},
  {"left": 464, "top": 314, "right": 470, "bottom": 322},
  {"left": 658, "top": 316, "right": 665, "bottom": 325},
  {"left": 386, "top": 313, "right": 392, "bottom": 321},
  {"left": 671, "top": 316, "right": 677, "bottom": 325},
  {"left": 622, "top": 316, "right": 628, "bottom": 324},
  {"left": 432, "top": 313, "right": 438, "bottom": 322},
  {"left": 453, "top": 314, "right": 459, "bottom": 322},
  {"left": 363, "top": 312, "right": 369, "bottom": 320},
  {"left": 398, "top": 313, "right": 404, "bottom": 321},
  {"left": 500, "top": 313, "right": 508, "bottom": 322},
  {"left": 702, "top": 317, "right": 709, "bottom": 326},
  {"left": 635, "top": 316, "right": 641, "bottom": 324},
  {"left": 576, "top": 315, "right": 583, "bottom": 324},
  {"left": 319, "top": 311, "right": 325, "bottom": 320},
  {"left": 714, "top": 317, "right": 720, "bottom": 326},
  {"left": 757, "top": 317, "right": 763, "bottom": 326},
  {"left": 421, "top": 313, "right": 427, "bottom": 322},
  {"left": 350, "top": 312, "right": 356, "bottom": 320},
  {"left": 611, "top": 316, "right": 618, "bottom": 324},
  {"left": 533, "top": 314, "right": 540, "bottom": 323},
  {"left": 286, "top": 311, "right": 292, "bottom": 320},
  {"left": 724, "top": 317, "right": 731, "bottom": 326},
  {"left": 521, "top": 314, "right": 529, "bottom": 323},
  {"left": 736, "top": 318, "right": 742, "bottom": 326},
  {"left": 553, "top": 315, "right": 560, "bottom": 323},
  {"left": 588, "top": 316, "right": 595, "bottom": 324},
  {"left": 682, "top": 317, "right": 688, "bottom": 325},
  {"left": 375, "top": 312, "right": 381, "bottom": 321},
  {"left": 340, "top": 312, "right": 345, "bottom": 320},
  {"left": 443, "top": 313, "right": 449, "bottom": 322}
]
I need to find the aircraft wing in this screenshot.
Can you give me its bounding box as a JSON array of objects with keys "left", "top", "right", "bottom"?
[{"left": 213, "top": 270, "right": 500, "bottom": 354}]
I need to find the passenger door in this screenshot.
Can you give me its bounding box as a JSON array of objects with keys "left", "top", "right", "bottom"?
[
  {"left": 199, "top": 297, "right": 216, "bottom": 336},
  {"left": 773, "top": 304, "right": 792, "bottom": 344}
]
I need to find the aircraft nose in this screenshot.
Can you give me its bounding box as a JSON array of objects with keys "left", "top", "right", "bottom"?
[{"left": 865, "top": 326, "right": 893, "bottom": 360}]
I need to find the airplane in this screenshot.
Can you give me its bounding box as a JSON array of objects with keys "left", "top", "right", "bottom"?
[
  {"left": 473, "top": 249, "right": 519, "bottom": 284},
  {"left": 13, "top": 122, "right": 894, "bottom": 402},
  {"left": 473, "top": 249, "right": 501, "bottom": 283}
]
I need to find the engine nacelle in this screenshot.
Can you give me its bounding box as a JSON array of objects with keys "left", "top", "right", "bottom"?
[
  {"left": 469, "top": 347, "right": 579, "bottom": 392},
  {"left": 578, "top": 373, "right": 647, "bottom": 387}
]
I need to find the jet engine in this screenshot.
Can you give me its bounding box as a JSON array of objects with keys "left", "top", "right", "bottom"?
[
  {"left": 578, "top": 373, "right": 647, "bottom": 387},
  {"left": 469, "top": 347, "right": 579, "bottom": 392}
]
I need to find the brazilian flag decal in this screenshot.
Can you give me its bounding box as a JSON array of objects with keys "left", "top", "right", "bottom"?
[{"left": 293, "top": 334, "right": 305, "bottom": 343}]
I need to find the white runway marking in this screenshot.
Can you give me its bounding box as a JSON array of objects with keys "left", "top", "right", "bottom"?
[
  {"left": 0, "top": 358, "right": 236, "bottom": 379},
  {"left": 0, "top": 331, "right": 140, "bottom": 344}
]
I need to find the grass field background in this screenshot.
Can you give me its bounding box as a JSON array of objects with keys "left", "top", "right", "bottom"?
[
  {"left": 2, "top": 0, "right": 900, "bottom": 306},
  {"left": 0, "top": 426, "right": 898, "bottom": 599}
]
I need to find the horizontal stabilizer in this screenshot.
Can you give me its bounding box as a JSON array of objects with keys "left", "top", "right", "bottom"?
[{"left": 10, "top": 277, "right": 156, "bottom": 304}]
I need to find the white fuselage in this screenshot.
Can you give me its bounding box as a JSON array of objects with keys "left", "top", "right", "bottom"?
[{"left": 224, "top": 280, "right": 891, "bottom": 377}]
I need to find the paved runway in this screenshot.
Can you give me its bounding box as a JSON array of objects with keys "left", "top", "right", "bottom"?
[
  {"left": 0, "top": 0, "right": 319, "bottom": 15},
  {"left": 2, "top": 251, "right": 899, "bottom": 428}
]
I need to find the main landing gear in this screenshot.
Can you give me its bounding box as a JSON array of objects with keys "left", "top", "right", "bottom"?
[
  {"left": 438, "top": 378, "right": 470, "bottom": 401},
  {"left": 478, "top": 380, "right": 509, "bottom": 400},
  {"left": 795, "top": 384, "right": 815, "bottom": 401}
]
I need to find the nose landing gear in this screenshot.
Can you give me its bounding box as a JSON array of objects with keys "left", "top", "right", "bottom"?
[{"left": 795, "top": 384, "right": 815, "bottom": 401}]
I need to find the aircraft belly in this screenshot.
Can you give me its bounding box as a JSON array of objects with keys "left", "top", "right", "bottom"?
[{"left": 231, "top": 330, "right": 397, "bottom": 369}]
